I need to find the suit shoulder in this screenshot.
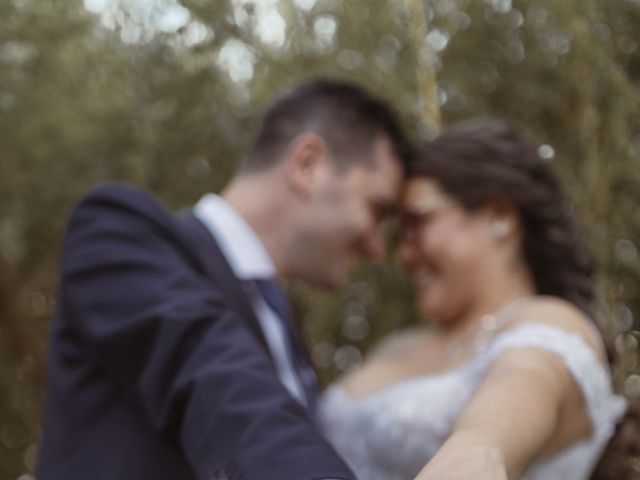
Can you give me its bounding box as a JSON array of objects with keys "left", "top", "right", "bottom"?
[
  {"left": 78, "top": 182, "right": 162, "bottom": 209},
  {"left": 72, "top": 182, "right": 176, "bottom": 224},
  {"left": 62, "top": 183, "right": 188, "bottom": 252},
  {"left": 62, "top": 183, "right": 195, "bottom": 269}
]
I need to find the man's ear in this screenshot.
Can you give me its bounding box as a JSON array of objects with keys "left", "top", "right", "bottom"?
[{"left": 283, "top": 133, "right": 331, "bottom": 198}]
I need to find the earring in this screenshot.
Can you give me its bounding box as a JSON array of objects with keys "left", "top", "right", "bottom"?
[{"left": 491, "top": 220, "right": 510, "bottom": 238}]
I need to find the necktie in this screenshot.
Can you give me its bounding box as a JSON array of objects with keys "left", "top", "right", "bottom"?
[{"left": 254, "top": 278, "right": 318, "bottom": 410}]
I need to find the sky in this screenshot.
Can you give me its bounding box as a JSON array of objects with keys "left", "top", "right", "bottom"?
[
  {"left": 82, "top": 0, "right": 322, "bottom": 82},
  {"left": 83, "top": 0, "right": 318, "bottom": 46}
]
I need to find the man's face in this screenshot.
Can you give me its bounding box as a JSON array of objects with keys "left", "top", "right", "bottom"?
[{"left": 290, "top": 135, "right": 403, "bottom": 289}]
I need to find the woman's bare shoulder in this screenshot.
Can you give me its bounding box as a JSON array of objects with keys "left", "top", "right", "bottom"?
[{"left": 509, "top": 296, "right": 603, "bottom": 358}]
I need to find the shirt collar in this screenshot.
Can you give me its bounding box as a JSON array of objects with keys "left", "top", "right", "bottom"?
[{"left": 193, "top": 193, "right": 276, "bottom": 280}]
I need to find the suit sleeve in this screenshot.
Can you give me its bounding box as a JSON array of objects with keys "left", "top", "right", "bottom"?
[{"left": 60, "top": 185, "right": 355, "bottom": 480}]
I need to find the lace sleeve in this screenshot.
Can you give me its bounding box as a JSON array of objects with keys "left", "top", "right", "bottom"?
[{"left": 483, "top": 323, "right": 627, "bottom": 433}]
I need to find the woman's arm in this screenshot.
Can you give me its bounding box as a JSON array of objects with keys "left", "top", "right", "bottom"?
[{"left": 415, "top": 346, "right": 587, "bottom": 479}]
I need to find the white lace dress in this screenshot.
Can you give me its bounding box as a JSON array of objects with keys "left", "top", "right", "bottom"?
[{"left": 318, "top": 324, "right": 627, "bottom": 480}]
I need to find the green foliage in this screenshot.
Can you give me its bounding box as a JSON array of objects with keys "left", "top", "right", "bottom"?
[{"left": 0, "top": 0, "right": 638, "bottom": 477}]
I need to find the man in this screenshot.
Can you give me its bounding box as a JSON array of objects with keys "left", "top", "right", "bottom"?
[{"left": 38, "top": 78, "right": 410, "bottom": 479}]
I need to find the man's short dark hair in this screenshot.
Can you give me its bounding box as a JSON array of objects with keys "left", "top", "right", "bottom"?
[{"left": 242, "top": 78, "right": 412, "bottom": 172}]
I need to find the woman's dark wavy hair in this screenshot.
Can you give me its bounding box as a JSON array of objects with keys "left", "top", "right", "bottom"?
[
  {"left": 412, "top": 117, "right": 639, "bottom": 480},
  {"left": 412, "top": 117, "right": 595, "bottom": 316}
]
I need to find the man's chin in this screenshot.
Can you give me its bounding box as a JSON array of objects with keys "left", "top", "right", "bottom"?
[
  {"left": 308, "top": 269, "right": 349, "bottom": 291},
  {"left": 295, "top": 261, "right": 352, "bottom": 290},
  {"left": 313, "top": 275, "right": 346, "bottom": 291}
]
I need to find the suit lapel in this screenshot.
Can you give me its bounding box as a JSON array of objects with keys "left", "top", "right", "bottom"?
[
  {"left": 175, "top": 211, "right": 272, "bottom": 358},
  {"left": 177, "top": 210, "right": 320, "bottom": 410}
]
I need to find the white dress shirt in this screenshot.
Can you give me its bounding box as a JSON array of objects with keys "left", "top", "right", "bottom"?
[
  {"left": 193, "top": 193, "right": 307, "bottom": 405},
  {"left": 195, "top": 194, "right": 350, "bottom": 480}
]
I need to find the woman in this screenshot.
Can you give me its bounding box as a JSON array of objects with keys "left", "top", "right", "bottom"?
[{"left": 319, "top": 118, "right": 627, "bottom": 479}]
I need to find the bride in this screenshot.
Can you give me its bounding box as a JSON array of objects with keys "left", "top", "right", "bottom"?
[{"left": 318, "top": 118, "right": 627, "bottom": 479}]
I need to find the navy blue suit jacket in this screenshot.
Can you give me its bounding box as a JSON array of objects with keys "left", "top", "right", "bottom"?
[{"left": 37, "top": 184, "right": 355, "bottom": 480}]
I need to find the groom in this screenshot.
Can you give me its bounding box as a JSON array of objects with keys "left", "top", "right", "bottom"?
[{"left": 37, "top": 78, "right": 410, "bottom": 479}]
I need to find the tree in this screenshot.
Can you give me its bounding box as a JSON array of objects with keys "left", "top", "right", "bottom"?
[{"left": 1, "top": 0, "right": 638, "bottom": 476}]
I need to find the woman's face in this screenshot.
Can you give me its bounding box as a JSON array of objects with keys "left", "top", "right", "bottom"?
[{"left": 398, "top": 177, "right": 500, "bottom": 325}]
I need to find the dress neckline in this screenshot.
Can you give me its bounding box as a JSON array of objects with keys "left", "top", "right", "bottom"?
[
  {"left": 333, "top": 355, "right": 479, "bottom": 404},
  {"left": 335, "top": 297, "right": 535, "bottom": 403}
]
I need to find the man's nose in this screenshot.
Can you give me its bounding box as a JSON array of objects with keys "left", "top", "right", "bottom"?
[
  {"left": 369, "top": 235, "right": 384, "bottom": 259},
  {"left": 362, "top": 228, "right": 385, "bottom": 260},
  {"left": 396, "top": 237, "right": 416, "bottom": 266}
]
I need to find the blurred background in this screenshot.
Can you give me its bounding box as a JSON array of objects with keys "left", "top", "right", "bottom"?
[{"left": 1, "top": 0, "right": 639, "bottom": 478}]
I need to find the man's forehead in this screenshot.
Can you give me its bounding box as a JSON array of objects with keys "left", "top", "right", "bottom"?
[
  {"left": 401, "top": 179, "right": 447, "bottom": 210},
  {"left": 372, "top": 133, "right": 403, "bottom": 164},
  {"left": 366, "top": 161, "right": 403, "bottom": 200}
]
